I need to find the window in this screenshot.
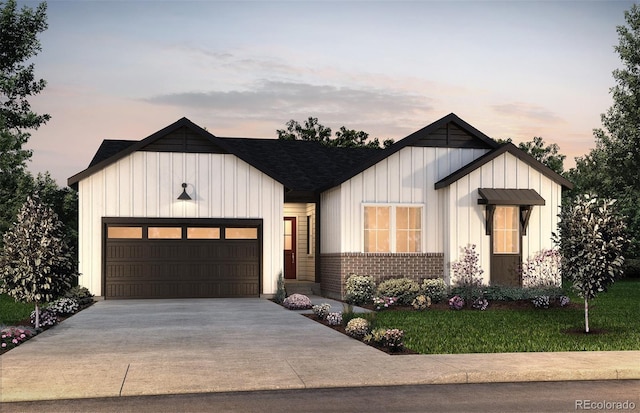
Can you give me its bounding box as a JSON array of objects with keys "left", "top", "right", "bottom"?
[
  {"left": 107, "top": 226, "right": 142, "bottom": 239},
  {"left": 364, "top": 205, "right": 422, "bottom": 253},
  {"left": 148, "top": 227, "right": 182, "bottom": 239},
  {"left": 396, "top": 207, "right": 421, "bottom": 253},
  {"left": 493, "top": 206, "right": 519, "bottom": 254},
  {"left": 187, "top": 227, "right": 221, "bottom": 239},
  {"left": 226, "top": 228, "right": 258, "bottom": 239}
]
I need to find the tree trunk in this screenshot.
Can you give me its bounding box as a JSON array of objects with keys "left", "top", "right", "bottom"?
[
  {"left": 34, "top": 302, "right": 40, "bottom": 329},
  {"left": 584, "top": 298, "right": 589, "bottom": 333}
]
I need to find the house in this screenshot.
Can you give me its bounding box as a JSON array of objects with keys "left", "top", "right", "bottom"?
[{"left": 68, "top": 113, "right": 572, "bottom": 300}]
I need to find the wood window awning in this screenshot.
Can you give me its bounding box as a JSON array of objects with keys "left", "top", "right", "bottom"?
[
  {"left": 477, "top": 188, "right": 545, "bottom": 206},
  {"left": 478, "top": 188, "right": 545, "bottom": 236}
]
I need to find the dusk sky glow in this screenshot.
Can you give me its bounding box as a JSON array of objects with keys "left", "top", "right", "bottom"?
[{"left": 19, "top": 0, "right": 635, "bottom": 185}]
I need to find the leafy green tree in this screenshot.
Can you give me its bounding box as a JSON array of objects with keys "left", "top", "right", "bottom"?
[
  {"left": 0, "top": 194, "right": 77, "bottom": 328},
  {"left": 0, "top": 0, "right": 50, "bottom": 238},
  {"left": 568, "top": 5, "right": 640, "bottom": 257},
  {"left": 553, "top": 195, "right": 627, "bottom": 333},
  {"left": 497, "top": 137, "right": 565, "bottom": 175},
  {"left": 277, "top": 117, "right": 393, "bottom": 148}
]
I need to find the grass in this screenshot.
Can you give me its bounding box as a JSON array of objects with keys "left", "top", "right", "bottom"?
[
  {"left": 374, "top": 279, "right": 640, "bottom": 354},
  {"left": 0, "top": 294, "right": 34, "bottom": 326}
]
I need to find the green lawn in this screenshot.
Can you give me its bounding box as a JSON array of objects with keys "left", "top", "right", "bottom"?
[
  {"left": 375, "top": 279, "right": 640, "bottom": 354},
  {"left": 0, "top": 294, "right": 34, "bottom": 326}
]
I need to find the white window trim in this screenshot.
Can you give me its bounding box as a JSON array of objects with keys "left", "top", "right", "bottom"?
[{"left": 361, "top": 203, "right": 424, "bottom": 253}]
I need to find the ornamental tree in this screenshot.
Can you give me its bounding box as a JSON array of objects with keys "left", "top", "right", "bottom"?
[
  {"left": 553, "top": 194, "right": 627, "bottom": 333},
  {"left": 0, "top": 194, "right": 77, "bottom": 328}
]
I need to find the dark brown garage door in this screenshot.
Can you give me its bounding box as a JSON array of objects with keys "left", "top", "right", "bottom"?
[{"left": 104, "top": 219, "right": 261, "bottom": 299}]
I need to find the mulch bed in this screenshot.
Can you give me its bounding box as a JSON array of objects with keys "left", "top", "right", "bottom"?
[{"left": 303, "top": 313, "right": 419, "bottom": 355}]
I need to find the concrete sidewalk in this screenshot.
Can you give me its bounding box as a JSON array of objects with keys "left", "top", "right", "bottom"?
[{"left": 1, "top": 298, "right": 638, "bottom": 402}]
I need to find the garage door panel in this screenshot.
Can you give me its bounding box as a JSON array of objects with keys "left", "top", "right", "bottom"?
[{"left": 105, "top": 221, "right": 261, "bottom": 299}]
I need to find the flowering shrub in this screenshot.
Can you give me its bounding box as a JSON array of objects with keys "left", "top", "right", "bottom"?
[
  {"left": 1, "top": 326, "right": 35, "bottom": 351},
  {"left": 521, "top": 249, "right": 562, "bottom": 288},
  {"left": 451, "top": 245, "right": 484, "bottom": 303},
  {"left": 382, "top": 328, "right": 405, "bottom": 351},
  {"left": 373, "top": 296, "right": 397, "bottom": 311},
  {"left": 421, "top": 278, "right": 447, "bottom": 303},
  {"left": 312, "top": 303, "right": 331, "bottom": 319},
  {"left": 532, "top": 295, "right": 550, "bottom": 309},
  {"left": 282, "top": 294, "right": 312, "bottom": 310},
  {"left": 472, "top": 298, "right": 489, "bottom": 311},
  {"left": 345, "top": 317, "right": 370, "bottom": 338},
  {"left": 345, "top": 274, "right": 376, "bottom": 305},
  {"left": 326, "top": 312, "right": 343, "bottom": 326},
  {"left": 364, "top": 328, "right": 405, "bottom": 351},
  {"left": 411, "top": 295, "right": 431, "bottom": 310},
  {"left": 30, "top": 308, "right": 58, "bottom": 327},
  {"left": 376, "top": 278, "right": 420, "bottom": 305},
  {"left": 559, "top": 295, "right": 571, "bottom": 307},
  {"left": 448, "top": 295, "right": 465, "bottom": 310},
  {"left": 47, "top": 297, "right": 79, "bottom": 316}
]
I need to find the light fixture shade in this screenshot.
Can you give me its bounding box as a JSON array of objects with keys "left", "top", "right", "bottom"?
[{"left": 178, "top": 183, "right": 191, "bottom": 200}]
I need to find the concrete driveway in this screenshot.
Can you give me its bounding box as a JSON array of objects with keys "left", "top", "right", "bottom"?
[{"left": 1, "top": 298, "right": 638, "bottom": 402}]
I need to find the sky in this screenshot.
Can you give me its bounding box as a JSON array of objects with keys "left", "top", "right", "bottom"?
[{"left": 18, "top": 0, "right": 636, "bottom": 185}]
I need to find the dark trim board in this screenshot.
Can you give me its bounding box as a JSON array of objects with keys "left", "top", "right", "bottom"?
[{"left": 102, "top": 217, "right": 263, "bottom": 299}]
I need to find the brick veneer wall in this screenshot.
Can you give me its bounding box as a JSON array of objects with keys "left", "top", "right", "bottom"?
[{"left": 320, "top": 253, "right": 445, "bottom": 300}]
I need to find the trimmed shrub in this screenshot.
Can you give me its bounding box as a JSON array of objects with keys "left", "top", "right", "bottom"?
[
  {"left": 345, "top": 274, "right": 376, "bottom": 305},
  {"left": 282, "top": 294, "right": 312, "bottom": 310},
  {"left": 421, "top": 278, "right": 447, "bottom": 303},
  {"left": 47, "top": 297, "right": 79, "bottom": 316},
  {"left": 411, "top": 295, "right": 431, "bottom": 310},
  {"left": 64, "top": 286, "right": 94, "bottom": 306},
  {"left": 312, "top": 303, "right": 331, "bottom": 320},
  {"left": 376, "top": 278, "right": 420, "bottom": 305},
  {"left": 326, "top": 312, "right": 343, "bottom": 326},
  {"left": 345, "top": 317, "right": 370, "bottom": 338}
]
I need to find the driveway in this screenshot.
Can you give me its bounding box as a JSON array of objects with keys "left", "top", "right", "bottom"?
[{"left": 2, "top": 298, "right": 638, "bottom": 402}]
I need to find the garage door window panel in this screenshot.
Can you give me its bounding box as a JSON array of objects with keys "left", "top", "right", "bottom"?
[
  {"left": 226, "top": 228, "right": 258, "bottom": 239},
  {"left": 148, "top": 227, "right": 182, "bottom": 239},
  {"left": 187, "top": 227, "right": 221, "bottom": 239},
  {"left": 108, "top": 227, "right": 143, "bottom": 239}
]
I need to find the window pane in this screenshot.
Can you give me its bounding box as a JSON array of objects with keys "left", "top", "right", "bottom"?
[
  {"left": 409, "top": 207, "right": 421, "bottom": 228},
  {"left": 364, "top": 206, "right": 390, "bottom": 252},
  {"left": 396, "top": 207, "right": 408, "bottom": 229},
  {"left": 493, "top": 206, "right": 519, "bottom": 254},
  {"left": 187, "top": 227, "right": 220, "bottom": 239},
  {"left": 226, "top": 228, "right": 258, "bottom": 239},
  {"left": 149, "top": 227, "right": 182, "bottom": 239},
  {"left": 108, "top": 227, "right": 142, "bottom": 239},
  {"left": 396, "top": 232, "right": 408, "bottom": 252}
]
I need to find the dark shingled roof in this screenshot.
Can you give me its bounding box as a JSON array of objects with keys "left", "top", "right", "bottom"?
[{"left": 84, "top": 137, "right": 381, "bottom": 194}]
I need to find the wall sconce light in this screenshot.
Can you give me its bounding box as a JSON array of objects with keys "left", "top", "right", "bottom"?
[{"left": 177, "top": 183, "right": 191, "bottom": 200}]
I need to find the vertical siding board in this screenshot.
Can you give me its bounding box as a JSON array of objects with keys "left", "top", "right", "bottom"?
[
  {"left": 505, "top": 153, "right": 518, "bottom": 188},
  {"left": 388, "top": 153, "right": 401, "bottom": 202}
]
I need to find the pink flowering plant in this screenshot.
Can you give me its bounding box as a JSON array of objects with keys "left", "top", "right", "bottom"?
[
  {"left": 373, "top": 296, "right": 397, "bottom": 311},
  {"left": 520, "top": 249, "right": 562, "bottom": 288},
  {"left": 282, "top": 294, "right": 312, "bottom": 310},
  {"left": 1, "top": 326, "right": 35, "bottom": 351},
  {"left": 451, "top": 244, "right": 484, "bottom": 305},
  {"left": 448, "top": 295, "right": 465, "bottom": 310}
]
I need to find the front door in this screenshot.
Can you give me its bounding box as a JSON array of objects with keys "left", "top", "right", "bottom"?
[
  {"left": 490, "top": 206, "right": 521, "bottom": 286},
  {"left": 284, "top": 217, "right": 296, "bottom": 279}
]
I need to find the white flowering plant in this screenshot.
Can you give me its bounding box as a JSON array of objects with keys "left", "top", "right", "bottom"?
[
  {"left": 325, "top": 312, "right": 343, "bottom": 326},
  {"left": 30, "top": 308, "right": 57, "bottom": 327},
  {"left": 312, "top": 303, "right": 331, "bottom": 320},
  {"left": 472, "top": 298, "right": 489, "bottom": 311},
  {"left": 47, "top": 297, "right": 79, "bottom": 316},
  {"left": 421, "top": 278, "right": 447, "bottom": 303},
  {"left": 345, "top": 317, "right": 370, "bottom": 338},
  {"left": 532, "top": 295, "right": 550, "bottom": 309},
  {"left": 345, "top": 274, "right": 376, "bottom": 305}
]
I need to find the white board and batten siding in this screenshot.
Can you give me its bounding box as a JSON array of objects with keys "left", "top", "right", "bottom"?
[
  {"left": 320, "top": 146, "right": 490, "bottom": 253},
  {"left": 78, "top": 151, "right": 284, "bottom": 296},
  {"left": 445, "top": 151, "right": 562, "bottom": 284}
]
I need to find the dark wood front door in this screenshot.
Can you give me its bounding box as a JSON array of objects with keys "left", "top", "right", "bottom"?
[
  {"left": 490, "top": 206, "right": 521, "bottom": 286},
  {"left": 284, "top": 217, "right": 296, "bottom": 279}
]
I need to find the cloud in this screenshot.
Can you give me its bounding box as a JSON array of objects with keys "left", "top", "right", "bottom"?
[
  {"left": 491, "top": 102, "right": 565, "bottom": 124},
  {"left": 143, "top": 80, "right": 433, "bottom": 137}
]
